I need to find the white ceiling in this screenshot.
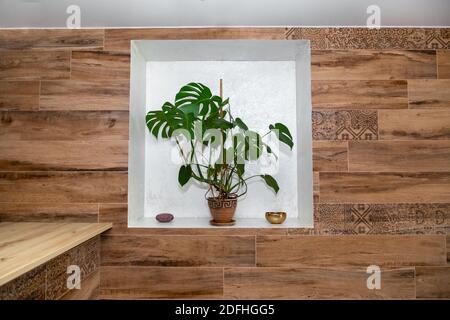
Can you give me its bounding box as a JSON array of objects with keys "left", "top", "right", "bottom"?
[{"left": 0, "top": 0, "right": 449, "bottom": 28}]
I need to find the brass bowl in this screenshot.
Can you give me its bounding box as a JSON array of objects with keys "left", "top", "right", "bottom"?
[{"left": 265, "top": 212, "right": 287, "bottom": 224}]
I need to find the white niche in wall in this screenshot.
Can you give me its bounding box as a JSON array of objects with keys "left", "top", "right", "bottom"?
[{"left": 129, "top": 40, "right": 313, "bottom": 228}]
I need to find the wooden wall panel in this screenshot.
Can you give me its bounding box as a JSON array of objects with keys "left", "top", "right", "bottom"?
[
  {"left": 0, "top": 203, "right": 98, "bottom": 222},
  {"left": 312, "top": 80, "right": 408, "bottom": 109},
  {"left": 348, "top": 141, "right": 450, "bottom": 172},
  {"left": 437, "top": 50, "right": 450, "bottom": 79},
  {"left": 409, "top": 80, "right": 450, "bottom": 108},
  {"left": 311, "top": 50, "right": 436, "bottom": 80},
  {"left": 40, "top": 80, "right": 130, "bottom": 111},
  {"left": 0, "top": 140, "right": 128, "bottom": 171},
  {"left": 71, "top": 51, "right": 130, "bottom": 80},
  {"left": 256, "top": 235, "right": 447, "bottom": 267},
  {"left": 0, "top": 111, "right": 129, "bottom": 140},
  {"left": 224, "top": 267, "right": 415, "bottom": 299},
  {"left": 416, "top": 267, "right": 450, "bottom": 299},
  {"left": 313, "top": 141, "right": 348, "bottom": 172},
  {"left": 0, "top": 51, "right": 70, "bottom": 80},
  {"left": 0, "top": 81, "right": 39, "bottom": 111},
  {"left": 0, "top": 172, "right": 127, "bottom": 203},
  {"left": 0, "top": 29, "right": 104, "bottom": 50},
  {"left": 320, "top": 172, "right": 450, "bottom": 203},
  {"left": 101, "top": 235, "right": 255, "bottom": 267},
  {"left": 100, "top": 266, "right": 223, "bottom": 299},
  {"left": 104, "top": 28, "right": 284, "bottom": 52},
  {"left": 379, "top": 110, "right": 450, "bottom": 140}
]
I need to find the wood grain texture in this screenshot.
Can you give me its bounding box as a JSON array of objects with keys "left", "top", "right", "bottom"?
[
  {"left": 313, "top": 141, "right": 348, "bottom": 172},
  {"left": 0, "top": 223, "right": 110, "bottom": 286},
  {"left": 0, "top": 203, "right": 98, "bottom": 223},
  {"left": 100, "top": 266, "right": 223, "bottom": 299},
  {"left": 0, "top": 111, "right": 129, "bottom": 140},
  {"left": 437, "top": 50, "right": 450, "bottom": 79},
  {"left": 320, "top": 172, "right": 450, "bottom": 203},
  {"left": 256, "top": 235, "right": 446, "bottom": 267},
  {"left": 0, "top": 51, "right": 70, "bottom": 80},
  {"left": 0, "top": 140, "right": 128, "bottom": 171},
  {"left": 312, "top": 80, "right": 408, "bottom": 109},
  {"left": 311, "top": 50, "right": 436, "bottom": 80},
  {"left": 379, "top": 110, "right": 450, "bottom": 140},
  {"left": 104, "top": 28, "right": 284, "bottom": 52},
  {"left": 416, "top": 267, "right": 450, "bottom": 299},
  {"left": 98, "top": 203, "right": 288, "bottom": 236},
  {"left": 101, "top": 235, "right": 255, "bottom": 267},
  {"left": 71, "top": 51, "right": 130, "bottom": 80},
  {"left": 40, "top": 80, "right": 129, "bottom": 111},
  {"left": 0, "top": 172, "right": 127, "bottom": 203},
  {"left": 448, "top": 235, "right": 450, "bottom": 263},
  {"left": 59, "top": 270, "right": 99, "bottom": 300},
  {"left": 0, "top": 81, "right": 39, "bottom": 111},
  {"left": 348, "top": 141, "right": 450, "bottom": 172},
  {"left": 409, "top": 80, "right": 450, "bottom": 109},
  {"left": 0, "top": 29, "right": 104, "bottom": 50},
  {"left": 224, "top": 267, "right": 415, "bottom": 299}
]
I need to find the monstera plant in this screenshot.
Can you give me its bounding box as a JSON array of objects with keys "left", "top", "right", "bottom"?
[{"left": 146, "top": 81, "right": 293, "bottom": 225}]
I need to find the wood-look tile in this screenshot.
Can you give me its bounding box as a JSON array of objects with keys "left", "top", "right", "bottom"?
[
  {"left": 40, "top": 80, "right": 129, "bottom": 111},
  {"left": 320, "top": 172, "right": 450, "bottom": 203},
  {"left": 447, "top": 235, "right": 450, "bottom": 263},
  {"left": 313, "top": 172, "right": 320, "bottom": 203},
  {"left": 311, "top": 50, "right": 436, "bottom": 80},
  {"left": 0, "top": 172, "right": 127, "bottom": 203},
  {"left": 224, "top": 267, "right": 415, "bottom": 299},
  {"left": 0, "top": 51, "right": 70, "bottom": 80},
  {"left": 286, "top": 27, "right": 427, "bottom": 49},
  {"left": 0, "top": 111, "right": 129, "bottom": 140},
  {"left": 0, "top": 203, "right": 98, "bottom": 223},
  {"left": 379, "top": 110, "right": 450, "bottom": 140},
  {"left": 0, "top": 29, "right": 103, "bottom": 50},
  {"left": 101, "top": 235, "right": 255, "bottom": 267},
  {"left": 256, "top": 235, "right": 446, "bottom": 267},
  {"left": 100, "top": 266, "right": 223, "bottom": 299},
  {"left": 425, "top": 29, "right": 450, "bottom": 49},
  {"left": 0, "top": 81, "right": 39, "bottom": 111},
  {"left": 315, "top": 203, "right": 450, "bottom": 235},
  {"left": 437, "top": 50, "right": 450, "bottom": 78},
  {"left": 105, "top": 28, "right": 284, "bottom": 52},
  {"left": 409, "top": 80, "right": 450, "bottom": 109},
  {"left": 71, "top": 51, "right": 130, "bottom": 80},
  {"left": 98, "top": 203, "right": 287, "bottom": 236},
  {"left": 0, "top": 140, "right": 128, "bottom": 171},
  {"left": 312, "top": 80, "right": 408, "bottom": 109},
  {"left": 312, "top": 110, "right": 378, "bottom": 141},
  {"left": 59, "top": 270, "right": 99, "bottom": 300},
  {"left": 313, "top": 141, "right": 348, "bottom": 172},
  {"left": 0, "top": 265, "right": 46, "bottom": 300},
  {"left": 416, "top": 267, "right": 450, "bottom": 299},
  {"left": 348, "top": 141, "right": 450, "bottom": 172}
]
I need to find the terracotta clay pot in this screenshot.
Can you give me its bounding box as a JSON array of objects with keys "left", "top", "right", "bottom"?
[{"left": 207, "top": 194, "right": 237, "bottom": 225}]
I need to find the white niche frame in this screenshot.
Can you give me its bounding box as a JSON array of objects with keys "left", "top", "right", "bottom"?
[{"left": 129, "top": 40, "right": 313, "bottom": 228}]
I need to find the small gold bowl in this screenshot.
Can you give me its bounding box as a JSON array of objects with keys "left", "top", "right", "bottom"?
[{"left": 265, "top": 212, "right": 287, "bottom": 224}]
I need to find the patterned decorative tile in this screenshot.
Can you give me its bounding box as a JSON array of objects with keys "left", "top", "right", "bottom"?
[
  {"left": 312, "top": 110, "right": 378, "bottom": 141},
  {"left": 0, "top": 265, "right": 46, "bottom": 300},
  {"left": 425, "top": 29, "right": 450, "bottom": 49},
  {"left": 285, "top": 27, "right": 427, "bottom": 50},
  {"left": 316, "top": 203, "right": 450, "bottom": 235},
  {"left": 69, "top": 236, "right": 100, "bottom": 280}
]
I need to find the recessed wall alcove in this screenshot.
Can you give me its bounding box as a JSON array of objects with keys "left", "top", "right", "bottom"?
[{"left": 129, "top": 40, "right": 313, "bottom": 228}]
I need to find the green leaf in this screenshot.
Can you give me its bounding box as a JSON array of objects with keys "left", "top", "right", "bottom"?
[
  {"left": 235, "top": 117, "right": 248, "bottom": 130},
  {"left": 261, "top": 174, "right": 279, "bottom": 194},
  {"left": 270, "top": 123, "right": 294, "bottom": 150},
  {"left": 175, "top": 83, "right": 221, "bottom": 117},
  {"left": 178, "top": 165, "right": 192, "bottom": 187}
]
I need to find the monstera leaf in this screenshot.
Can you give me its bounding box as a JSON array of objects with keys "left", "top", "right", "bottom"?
[
  {"left": 175, "top": 83, "right": 222, "bottom": 116},
  {"left": 146, "top": 101, "right": 195, "bottom": 139},
  {"left": 269, "top": 123, "right": 294, "bottom": 150}
]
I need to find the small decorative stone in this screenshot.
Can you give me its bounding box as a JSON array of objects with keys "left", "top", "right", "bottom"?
[{"left": 156, "top": 213, "right": 174, "bottom": 223}]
